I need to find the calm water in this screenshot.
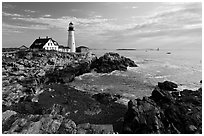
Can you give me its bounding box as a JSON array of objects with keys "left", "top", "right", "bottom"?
[{"left": 69, "top": 49, "right": 202, "bottom": 99}]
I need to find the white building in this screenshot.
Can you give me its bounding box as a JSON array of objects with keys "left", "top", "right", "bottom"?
[
  {"left": 30, "top": 36, "right": 70, "bottom": 52},
  {"left": 58, "top": 45, "right": 70, "bottom": 52}
]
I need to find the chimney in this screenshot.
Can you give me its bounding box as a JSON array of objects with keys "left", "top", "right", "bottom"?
[
  {"left": 46, "top": 36, "right": 48, "bottom": 39},
  {"left": 39, "top": 37, "right": 40, "bottom": 39}
]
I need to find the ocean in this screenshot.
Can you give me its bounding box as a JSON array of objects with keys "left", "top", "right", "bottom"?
[{"left": 69, "top": 48, "right": 202, "bottom": 100}]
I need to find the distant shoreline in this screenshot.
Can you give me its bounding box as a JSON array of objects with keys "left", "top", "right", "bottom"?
[{"left": 116, "top": 49, "right": 136, "bottom": 51}]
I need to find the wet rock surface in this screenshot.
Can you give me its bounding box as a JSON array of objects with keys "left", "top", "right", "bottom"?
[
  {"left": 123, "top": 81, "right": 202, "bottom": 134},
  {"left": 91, "top": 52, "right": 137, "bottom": 73}
]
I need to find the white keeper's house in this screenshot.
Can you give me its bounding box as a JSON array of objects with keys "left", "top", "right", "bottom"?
[{"left": 30, "top": 36, "right": 70, "bottom": 52}]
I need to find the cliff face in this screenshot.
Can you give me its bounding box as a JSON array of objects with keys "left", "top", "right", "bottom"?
[{"left": 123, "top": 81, "right": 202, "bottom": 134}]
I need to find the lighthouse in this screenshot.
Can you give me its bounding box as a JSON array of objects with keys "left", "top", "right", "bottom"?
[{"left": 68, "top": 22, "right": 76, "bottom": 52}]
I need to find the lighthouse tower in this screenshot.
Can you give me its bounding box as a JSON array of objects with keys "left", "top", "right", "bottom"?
[{"left": 68, "top": 22, "right": 76, "bottom": 52}]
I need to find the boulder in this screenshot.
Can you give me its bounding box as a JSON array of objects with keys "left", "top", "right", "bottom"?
[
  {"left": 59, "top": 119, "right": 77, "bottom": 134},
  {"left": 151, "top": 86, "right": 175, "bottom": 103},
  {"left": 91, "top": 52, "right": 137, "bottom": 73},
  {"left": 89, "top": 124, "right": 114, "bottom": 134},
  {"left": 92, "top": 93, "right": 119, "bottom": 105},
  {"left": 84, "top": 103, "right": 101, "bottom": 115},
  {"left": 21, "top": 121, "right": 42, "bottom": 134},
  {"left": 49, "top": 104, "right": 66, "bottom": 116},
  {"left": 158, "top": 81, "right": 178, "bottom": 91},
  {"left": 39, "top": 115, "right": 64, "bottom": 134},
  {"left": 76, "top": 123, "right": 114, "bottom": 134},
  {"left": 2, "top": 110, "right": 18, "bottom": 132}
]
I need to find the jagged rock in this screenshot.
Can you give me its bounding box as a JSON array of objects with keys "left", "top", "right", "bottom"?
[
  {"left": 158, "top": 81, "right": 178, "bottom": 91},
  {"left": 36, "top": 69, "right": 46, "bottom": 77},
  {"left": 123, "top": 97, "right": 163, "bottom": 134},
  {"left": 84, "top": 103, "right": 101, "bottom": 115},
  {"left": 2, "top": 110, "right": 18, "bottom": 132},
  {"left": 59, "top": 119, "right": 77, "bottom": 134},
  {"left": 21, "top": 121, "right": 42, "bottom": 134},
  {"left": 92, "top": 93, "right": 120, "bottom": 105},
  {"left": 40, "top": 115, "right": 64, "bottom": 134},
  {"left": 188, "top": 125, "right": 197, "bottom": 133},
  {"left": 123, "top": 84, "right": 202, "bottom": 134},
  {"left": 151, "top": 86, "right": 175, "bottom": 103},
  {"left": 89, "top": 124, "right": 114, "bottom": 134},
  {"left": 7, "top": 118, "right": 29, "bottom": 133},
  {"left": 49, "top": 104, "right": 66, "bottom": 116},
  {"left": 91, "top": 52, "right": 137, "bottom": 73},
  {"left": 77, "top": 123, "right": 91, "bottom": 130},
  {"left": 76, "top": 123, "right": 114, "bottom": 134}
]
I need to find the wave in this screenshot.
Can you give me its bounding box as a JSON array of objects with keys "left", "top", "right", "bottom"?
[
  {"left": 75, "top": 70, "right": 129, "bottom": 81},
  {"left": 162, "top": 62, "right": 180, "bottom": 69}
]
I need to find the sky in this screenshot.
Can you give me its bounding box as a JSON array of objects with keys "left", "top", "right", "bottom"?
[{"left": 2, "top": 2, "right": 202, "bottom": 49}]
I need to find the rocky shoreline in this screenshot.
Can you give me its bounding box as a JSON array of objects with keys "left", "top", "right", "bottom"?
[{"left": 2, "top": 50, "right": 202, "bottom": 134}]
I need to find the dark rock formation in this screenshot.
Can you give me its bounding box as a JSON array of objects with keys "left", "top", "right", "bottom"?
[
  {"left": 92, "top": 93, "right": 121, "bottom": 105},
  {"left": 91, "top": 52, "right": 137, "bottom": 73},
  {"left": 158, "top": 81, "right": 178, "bottom": 91},
  {"left": 123, "top": 81, "right": 202, "bottom": 134}
]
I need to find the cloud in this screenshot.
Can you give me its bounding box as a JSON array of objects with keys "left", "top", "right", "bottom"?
[
  {"left": 2, "top": 12, "right": 23, "bottom": 17},
  {"left": 42, "top": 14, "right": 51, "bottom": 17},
  {"left": 71, "top": 9, "right": 81, "bottom": 12},
  {"left": 11, "top": 15, "right": 117, "bottom": 31},
  {"left": 24, "top": 9, "right": 36, "bottom": 13},
  {"left": 97, "top": 2, "right": 201, "bottom": 49},
  {"left": 2, "top": 23, "right": 49, "bottom": 34},
  {"left": 2, "top": 3, "right": 15, "bottom": 9},
  {"left": 125, "top": 3, "right": 201, "bottom": 36},
  {"left": 132, "top": 6, "right": 138, "bottom": 9},
  {"left": 94, "top": 15, "right": 102, "bottom": 18}
]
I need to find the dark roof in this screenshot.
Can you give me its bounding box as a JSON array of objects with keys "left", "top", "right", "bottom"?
[
  {"left": 59, "top": 45, "right": 70, "bottom": 49},
  {"left": 52, "top": 40, "right": 59, "bottom": 46},
  {"left": 30, "top": 38, "right": 50, "bottom": 49},
  {"left": 69, "top": 22, "right": 73, "bottom": 25},
  {"left": 63, "top": 47, "right": 70, "bottom": 49},
  {"left": 77, "top": 46, "right": 89, "bottom": 49},
  {"left": 19, "top": 45, "right": 28, "bottom": 49}
]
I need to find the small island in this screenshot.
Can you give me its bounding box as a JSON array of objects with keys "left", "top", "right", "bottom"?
[{"left": 116, "top": 48, "right": 137, "bottom": 51}]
